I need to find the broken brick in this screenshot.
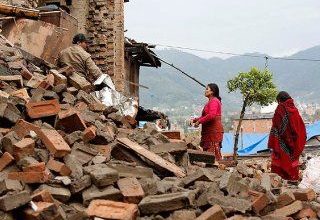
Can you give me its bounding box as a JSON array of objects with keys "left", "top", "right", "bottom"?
[
  {"left": 36, "top": 128, "right": 71, "bottom": 158},
  {"left": 272, "top": 200, "right": 303, "bottom": 217},
  {"left": 0, "top": 75, "right": 23, "bottom": 88},
  {"left": 117, "top": 177, "right": 145, "bottom": 204},
  {"left": 187, "top": 149, "right": 215, "bottom": 164},
  {"left": 83, "top": 164, "right": 118, "bottom": 187},
  {"left": 277, "top": 191, "right": 295, "bottom": 208},
  {"left": 69, "top": 73, "right": 92, "bottom": 92},
  {"left": 20, "top": 65, "right": 33, "bottom": 80},
  {"left": 161, "top": 131, "right": 181, "bottom": 140},
  {"left": 0, "top": 191, "right": 31, "bottom": 211},
  {"left": 49, "top": 69, "right": 67, "bottom": 85},
  {"left": 86, "top": 200, "right": 138, "bottom": 220},
  {"left": 8, "top": 170, "right": 50, "bottom": 183},
  {"left": 38, "top": 74, "right": 54, "bottom": 90},
  {"left": 13, "top": 119, "right": 40, "bottom": 138},
  {"left": 196, "top": 204, "right": 226, "bottom": 220},
  {"left": 139, "top": 191, "right": 194, "bottom": 214},
  {"left": 26, "top": 99, "right": 60, "bottom": 119},
  {"left": 83, "top": 126, "right": 96, "bottom": 143},
  {"left": 46, "top": 158, "right": 71, "bottom": 176},
  {"left": 292, "top": 189, "right": 316, "bottom": 201},
  {"left": 295, "top": 208, "right": 317, "bottom": 219},
  {"left": 56, "top": 109, "right": 87, "bottom": 133},
  {"left": 13, "top": 137, "right": 35, "bottom": 160},
  {"left": 38, "top": 185, "right": 71, "bottom": 203},
  {"left": 70, "top": 175, "right": 91, "bottom": 194},
  {"left": 10, "top": 88, "right": 30, "bottom": 102},
  {"left": 23, "top": 162, "right": 46, "bottom": 172},
  {"left": 24, "top": 201, "right": 61, "bottom": 220},
  {"left": 0, "top": 152, "right": 14, "bottom": 171},
  {"left": 0, "top": 179, "right": 23, "bottom": 195},
  {"left": 249, "top": 190, "right": 270, "bottom": 214},
  {"left": 32, "top": 189, "right": 55, "bottom": 203},
  {"left": 82, "top": 185, "right": 122, "bottom": 206}
]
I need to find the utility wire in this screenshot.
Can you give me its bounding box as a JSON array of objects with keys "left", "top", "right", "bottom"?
[
  {"left": 153, "top": 44, "right": 320, "bottom": 62},
  {"left": 154, "top": 55, "right": 206, "bottom": 88}
]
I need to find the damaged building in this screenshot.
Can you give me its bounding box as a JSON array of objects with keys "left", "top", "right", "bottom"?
[{"left": 0, "top": 0, "right": 160, "bottom": 98}]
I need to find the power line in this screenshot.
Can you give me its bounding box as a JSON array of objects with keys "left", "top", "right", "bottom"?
[
  {"left": 153, "top": 55, "right": 206, "bottom": 88},
  {"left": 152, "top": 44, "right": 320, "bottom": 62}
]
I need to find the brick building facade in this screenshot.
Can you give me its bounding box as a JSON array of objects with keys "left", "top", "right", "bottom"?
[{"left": 233, "top": 116, "right": 273, "bottom": 133}]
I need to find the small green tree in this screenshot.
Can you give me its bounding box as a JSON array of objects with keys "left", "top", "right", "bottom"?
[{"left": 227, "top": 67, "right": 277, "bottom": 160}]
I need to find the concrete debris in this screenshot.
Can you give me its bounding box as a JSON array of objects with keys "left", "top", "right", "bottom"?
[{"left": 0, "top": 28, "right": 318, "bottom": 220}]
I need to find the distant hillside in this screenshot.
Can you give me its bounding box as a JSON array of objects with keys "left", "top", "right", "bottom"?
[{"left": 139, "top": 47, "right": 320, "bottom": 112}]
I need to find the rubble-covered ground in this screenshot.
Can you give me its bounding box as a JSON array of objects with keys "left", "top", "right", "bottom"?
[{"left": 0, "top": 34, "right": 320, "bottom": 220}]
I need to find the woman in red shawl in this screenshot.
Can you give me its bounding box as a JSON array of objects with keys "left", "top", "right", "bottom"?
[
  {"left": 192, "top": 83, "right": 224, "bottom": 160},
  {"left": 268, "top": 91, "right": 306, "bottom": 181}
]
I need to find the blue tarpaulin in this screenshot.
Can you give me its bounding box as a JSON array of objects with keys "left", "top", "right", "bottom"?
[{"left": 222, "top": 121, "right": 320, "bottom": 156}]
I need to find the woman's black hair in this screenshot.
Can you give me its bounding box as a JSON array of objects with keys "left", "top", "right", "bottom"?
[
  {"left": 207, "top": 83, "right": 221, "bottom": 101},
  {"left": 276, "top": 91, "right": 291, "bottom": 103}
]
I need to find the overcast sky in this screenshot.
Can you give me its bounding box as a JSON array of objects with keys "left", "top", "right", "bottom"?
[{"left": 125, "top": 0, "right": 320, "bottom": 58}]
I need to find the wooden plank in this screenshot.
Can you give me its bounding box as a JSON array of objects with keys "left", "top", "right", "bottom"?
[{"left": 117, "top": 138, "right": 186, "bottom": 178}]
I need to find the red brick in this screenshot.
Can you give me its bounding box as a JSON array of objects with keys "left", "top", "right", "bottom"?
[
  {"left": 32, "top": 190, "right": 55, "bottom": 203},
  {"left": 13, "top": 138, "right": 35, "bottom": 160},
  {"left": 161, "top": 131, "right": 181, "bottom": 140},
  {"left": 295, "top": 208, "right": 317, "bottom": 219},
  {"left": 36, "top": 128, "right": 71, "bottom": 158},
  {"left": 10, "top": 88, "right": 30, "bottom": 102},
  {"left": 13, "top": 119, "right": 41, "bottom": 138},
  {"left": 49, "top": 69, "right": 67, "bottom": 85},
  {"left": 93, "top": 144, "right": 112, "bottom": 161},
  {"left": 0, "top": 152, "right": 14, "bottom": 171},
  {"left": 0, "top": 75, "right": 23, "bottom": 87},
  {"left": 56, "top": 109, "right": 87, "bottom": 133},
  {"left": 20, "top": 65, "right": 33, "bottom": 80},
  {"left": 38, "top": 74, "right": 54, "bottom": 90},
  {"left": 86, "top": 200, "right": 138, "bottom": 220},
  {"left": 292, "top": 189, "right": 316, "bottom": 201},
  {"left": 117, "top": 177, "right": 145, "bottom": 204},
  {"left": 23, "top": 162, "right": 46, "bottom": 172},
  {"left": 46, "top": 158, "right": 71, "bottom": 176},
  {"left": 249, "top": 190, "right": 270, "bottom": 214},
  {"left": 83, "top": 126, "right": 96, "bottom": 143},
  {"left": 26, "top": 99, "right": 60, "bottom": 119},
  {"left": 277, "top": 191, "right": 295, "bottom": 208},
  {"left": 196, "top": 205, "right": 226, "bottom": 220},
  {"left": 272, "top": 200, "right": 303, "bottom": 217},
  {"left": 8, "top": 170, "right": 50, "bottom": 183},
  {"left": 24, "top": 202, "right": 60, "bottom": 220}
]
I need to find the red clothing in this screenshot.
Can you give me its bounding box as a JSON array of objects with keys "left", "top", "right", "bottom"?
[
  {"left": 194, "top": 97, "right": 224, "bottom": 160},
  {"left": 268, "top": 99, "right": 306, "bottom": 181}
]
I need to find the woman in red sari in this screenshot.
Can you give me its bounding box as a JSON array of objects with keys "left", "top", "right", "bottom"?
[
  {"left": 192, "top": 83, "right": 224, "bottom": 160},
  {"left": 268, "top": 91, "right": 306, "bottom": 181}
]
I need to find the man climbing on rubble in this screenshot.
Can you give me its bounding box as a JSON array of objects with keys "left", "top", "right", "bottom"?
[{"left": 57, "top": 33, "right": 102, "bottom": 83}]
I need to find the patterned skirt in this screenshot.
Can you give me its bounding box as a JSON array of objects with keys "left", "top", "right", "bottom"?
[{"left": 200, "top": 141, "right": 222, "bottom": 161}]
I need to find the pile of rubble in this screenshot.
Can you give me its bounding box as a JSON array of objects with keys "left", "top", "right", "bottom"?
[{"left": 0, "top": 35, "right": 320, "bottom": 220}]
